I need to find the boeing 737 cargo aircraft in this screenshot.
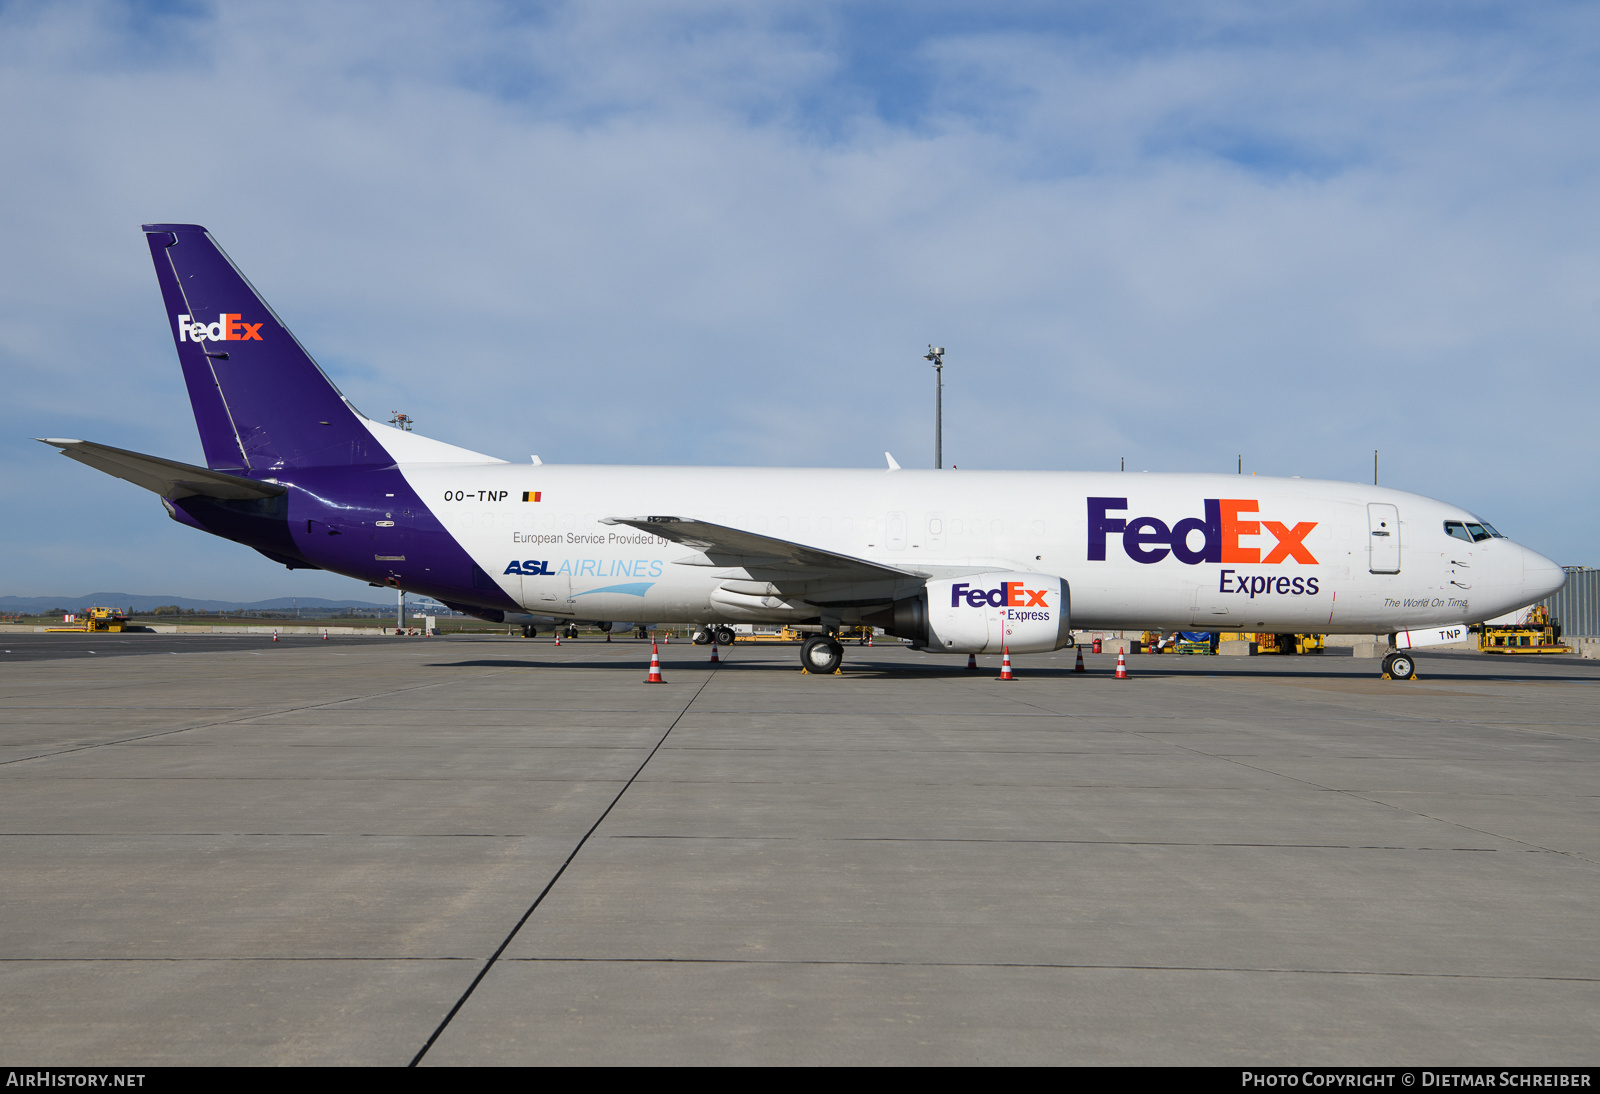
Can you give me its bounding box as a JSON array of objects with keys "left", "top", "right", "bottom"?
[{"left": 41, "top": 224, "right": 1566, "bottom": 680}]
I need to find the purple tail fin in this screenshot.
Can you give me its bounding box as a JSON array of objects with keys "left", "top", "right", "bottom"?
[{"left": 143, "top": 224, "right": 389, "bottom": 472}]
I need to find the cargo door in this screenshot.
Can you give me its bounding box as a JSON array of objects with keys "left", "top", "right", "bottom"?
[{"left": 1368, "top": 503, "right": 1401, "bottom": 574}]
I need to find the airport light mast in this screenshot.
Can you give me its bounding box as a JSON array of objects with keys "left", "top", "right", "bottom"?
[{"left": 924, "top": 346, "right": 945, "bottom": 469}]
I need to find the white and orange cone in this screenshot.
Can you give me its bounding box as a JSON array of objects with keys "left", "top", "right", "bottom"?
[
  {"left": 554, "top": 631, "right": 561, "bottom": 647},
  {"left": 710, "top": 640, "right": 720, "bottom": 663},
  {"left": 1115, "top": 651, "right": 1128, "bottom": 679},
  {"left": 967, "top": 652, "right": 978, "bottom": 671},
  {"left": 1074, "top": 647, "right": 1085, "bottom": 672},
  {"left": 605, "top": 631, "right": 611, "bottom": 643},
  {"left": 272, "top": 629, "right": 278, "bottom": 643},
  {"left": 322, "top": 628, "right": 328, "bottom": 641},
  {"left": 646, "top": 642, "right": 664, "bottom": 683},
  {"left": 999, "top": 647, "right": 1014, "bottom": 681}
]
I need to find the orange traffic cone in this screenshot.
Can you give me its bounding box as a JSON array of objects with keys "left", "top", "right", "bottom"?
[
  {"left": 646, "top": 643, "right": 664, "bottom": 683},
  {"left": 606, "top": 631, "right": 611, "bottom": 642},
  {"left": 1074, "top": 647, "right": 1084, "bottom": 672},
  {"left": 1115, "top": 651, "right": 1128, "bottom": 679},
  {"left": 967, "top": 652, "right": 978, "bottom": 670},
  {"left": 272, "top": 629, "right": 278, "bottom": 642},
  {"left": 710, "top": 641, "right": 720, "bottom": 663},
  {"left": 999, "top": 647, "right": 1014, "bottom": 680},
  {"left": 554, "top": 631, "right": 561, "bottom": 647}
]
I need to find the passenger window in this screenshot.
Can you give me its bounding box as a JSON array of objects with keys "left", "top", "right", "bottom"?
[{"left": 1444, "top": 521, "right": 1473, "bottom": 543}]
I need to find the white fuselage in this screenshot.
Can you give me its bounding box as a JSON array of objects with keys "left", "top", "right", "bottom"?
[{"left": 394, "top": 461, "right": 1564, "bottom": 641}]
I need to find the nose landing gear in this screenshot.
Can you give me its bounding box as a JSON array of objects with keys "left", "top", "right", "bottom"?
[{"left": 1381, "top": 651, "right": 1417, "bottom": 680}]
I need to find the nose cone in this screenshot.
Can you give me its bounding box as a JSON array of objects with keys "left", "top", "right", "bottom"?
[{"left": 1521, "top": 546, "right": 1566, "bottom": 602}]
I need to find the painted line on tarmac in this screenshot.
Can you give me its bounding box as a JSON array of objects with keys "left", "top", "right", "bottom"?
[{"left": 408, "top": 662, "right": 723, "bottom": 1067}]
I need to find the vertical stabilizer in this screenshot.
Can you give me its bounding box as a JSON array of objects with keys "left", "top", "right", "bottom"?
[{"left": 142, "top": 223, "right": 386, "bottom": 471}]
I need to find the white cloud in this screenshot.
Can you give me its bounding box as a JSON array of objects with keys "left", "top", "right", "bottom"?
[{"left": 2, "top": 0, "right": 1598, "bottom": 598}]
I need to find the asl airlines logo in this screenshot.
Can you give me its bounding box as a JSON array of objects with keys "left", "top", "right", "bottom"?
[
  {"left": 1089, "top": 497, "right": 1318, "bottom": 566},
  {"left": 178, "top": 313, "right": 263, "bottom": 343}
]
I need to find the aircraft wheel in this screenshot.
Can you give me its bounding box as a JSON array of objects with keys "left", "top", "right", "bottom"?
[
  {"left": 715, "top": 626, "right": 736, "bottom": 646},
  {"left": 521, "top": 624, "right": 537, "bottom": 639},
  {"left": 692, "top": 628, "right": 712, "bottom": 645},
  {"left": 1382, "top": 652, "right": 1416, "bottom": 680},
  {"left": 801, "top": 635, "right": 843, "bottom": 674},
  {"left": 636, "top": 627, "right": 648, "bottom": 640}
]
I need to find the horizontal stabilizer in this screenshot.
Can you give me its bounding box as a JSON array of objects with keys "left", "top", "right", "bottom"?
[
  {"left": 602, "top": 515, "right": 916, "bottom": 582},
  {"left": 37, "top": 439, "right": 286, "bottom": 500}
]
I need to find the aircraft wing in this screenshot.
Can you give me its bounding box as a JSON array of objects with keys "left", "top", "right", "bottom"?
[
  {"left": 602, "top": 515, "right": 917, "bottom": 582},
  {"left": 37, "top": 439, "right": 287, "bottom": 501}
]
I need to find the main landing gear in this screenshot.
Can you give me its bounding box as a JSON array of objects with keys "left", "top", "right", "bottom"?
[
  {"left": 521, "top": 624, "right": 538, "bottom": 639},
  {"left": 692, "top": 626, "right": 737, "bottom": 646},
  {"left": 801, "top": 634, "right": 843, "bottom": 674},
  {"left": 1381, "top": 651, "right": 1418, "bottom": 681}
]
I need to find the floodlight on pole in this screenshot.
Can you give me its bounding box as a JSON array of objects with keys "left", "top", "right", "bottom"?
[{"left": 924, "top": 346, "right": 945, "bottom": 469}]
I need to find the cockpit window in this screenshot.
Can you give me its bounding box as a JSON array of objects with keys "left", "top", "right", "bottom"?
[{"left": 1446, "top": 520, "right": 1504, "bottom": 543}]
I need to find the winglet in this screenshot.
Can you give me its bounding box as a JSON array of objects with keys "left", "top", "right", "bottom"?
[{"left": 885, "top": 452, "right": 901, "bottom": 471}]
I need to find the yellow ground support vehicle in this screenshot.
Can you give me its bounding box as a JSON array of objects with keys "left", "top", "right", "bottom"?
[
  {"left": 1217, "top": 632, "right": 1326, "bottom": 655},
  {"left": 47, "top": 607, "right": 131, "bottom": 633},
  {"left": 735, "top": 625, "right": 875, "bottom": 644},
  {"left": 1478, "top": 606, "right": 1569, "bottom": 654}
]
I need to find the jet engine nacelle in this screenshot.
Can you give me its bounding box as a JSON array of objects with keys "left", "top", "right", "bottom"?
[{"left": 866, "top": 572, "right": 1071, "bottom": 654}]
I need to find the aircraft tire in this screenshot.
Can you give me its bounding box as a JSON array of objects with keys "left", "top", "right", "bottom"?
[
  {"left": 692, "top": 628, "right": 712, "bottom": 645},
  {"left": 715, "top": 626, "right": 736, "bottom": 646},
  {"left": 521, "top": 624, "right": 537, "bottom": 639},
  {"left": 801, "top": 635, "right": 843, "bottom": 674},
  {"left": 1382, "top": 652, "right": 1416, "bottom": 680}
]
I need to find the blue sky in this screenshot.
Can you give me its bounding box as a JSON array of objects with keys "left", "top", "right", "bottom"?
[{"left": 2, "top": 0, "right": 1597, "bottom": 599}]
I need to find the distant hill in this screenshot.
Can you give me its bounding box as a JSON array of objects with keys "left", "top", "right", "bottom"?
[{"left": 0, "top": 593, "right": 453, "bottom": 614}]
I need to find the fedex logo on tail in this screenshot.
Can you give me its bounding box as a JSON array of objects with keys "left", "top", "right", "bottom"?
[
  {"left": 1088, "top": 497, "right": 1318, "bottom": 566},
  {"left": 178, "top": 313, "right": 263, "bottom": 343}
]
